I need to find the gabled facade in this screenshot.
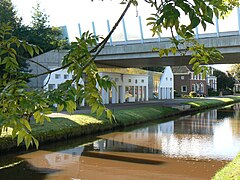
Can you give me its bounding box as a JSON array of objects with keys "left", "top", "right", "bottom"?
[
  {"left": 206, "top": 67, "right": 217, "bottom": 91},
  {"left": 158, "top": 66, "right": 174, "bottom": 99},
  {"left": 172, "top": 66, "right": 208, "bottom": 96}
]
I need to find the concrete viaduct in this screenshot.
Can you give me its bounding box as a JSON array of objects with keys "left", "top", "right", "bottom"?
[{"left": 95, "top": 32, "right": 240, "bottom": 68}]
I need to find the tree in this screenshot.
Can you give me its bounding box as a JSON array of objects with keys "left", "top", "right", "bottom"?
[
  {"left": 213, "top": 69, "right": 235, "bottom": 92},
  {"left": 18, "top": 3, "right": 69, "bottom": 54},
  {"left": 0, "top": 0, "right": 239, "bottom": 149},
  {"left": 0, "top": 0, "right": 21, "bottom": 29},
  {"left": 229, "top": 64, "right": 240, "bottom": 81}
]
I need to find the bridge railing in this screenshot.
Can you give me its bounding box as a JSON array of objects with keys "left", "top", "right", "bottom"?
[{"left": 62, "top": 7, "right": 240, "bottom": 46}]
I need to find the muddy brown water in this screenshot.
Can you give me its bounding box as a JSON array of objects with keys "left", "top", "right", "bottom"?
[{"left": 1, "top": 104, "right": 240, "bottom": 180}]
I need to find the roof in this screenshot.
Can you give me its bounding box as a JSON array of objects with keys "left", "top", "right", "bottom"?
[{"left": 171, "top": 66, "right": 191, "bottom": 74}]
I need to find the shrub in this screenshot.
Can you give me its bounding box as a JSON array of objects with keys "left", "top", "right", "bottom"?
[{"left": 189, "top": 91, "right": 197, "bottom": 97}]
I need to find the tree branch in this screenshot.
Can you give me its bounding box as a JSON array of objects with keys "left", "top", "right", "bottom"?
[{"left": 29, "top": 1, "right": 132, "bottom": 79}]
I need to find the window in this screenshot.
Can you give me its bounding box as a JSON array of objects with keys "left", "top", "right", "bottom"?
[
  {"left": 181, "top": 76, "right": 184, "bottom": 80},
  {"left": 128, "top": 79, "right": 131, "bottom": 83},
  {"left": 55, "top": 74, "right": 61, "bottom": 79},
  {"left": 181, "top": 85, "right": 187, "bottom": 92},
  {"left": 135, "top": 79, "right": 138, "bottom": 84},
  {"left": 192, "top": 84, "right": 195, "bottom": 91},
  {"left": 166, "top": 77, "right": 168, "bottom": 81},
  {"left": 170, "top": 78, "right": 172, "bottom": 81},
  {"left": 48, "top": 84, "right": 55, "bottom": 90},
  {"left": 115, "top": 78, "right": 119, "bottom": 82},
  {"left": 64, "top": 74, "right": 69, "bottom": 79},
  {"left": 141, "top": 79, "right": 144, "bottom": 83}
]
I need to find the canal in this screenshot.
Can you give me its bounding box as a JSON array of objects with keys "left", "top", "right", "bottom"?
[{"left": 1, "top": 103, "right": 240, "bottom": 179}]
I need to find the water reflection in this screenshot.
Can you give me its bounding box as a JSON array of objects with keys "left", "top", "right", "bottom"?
[
  {"left": 1, "top": 104, "right": 240, "bottom": 179},
  {"left": 95, "top": 104, "right": 240, "bottom": 160}
]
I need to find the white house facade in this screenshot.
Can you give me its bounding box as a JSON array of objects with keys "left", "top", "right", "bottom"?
[
  {"left": 158, "top": 66, "right": 174, "bottom": 99},
  {"left": 43, "top": 66, "right": 175, "bottom": 105},
  {"left": 99, "top": 72, "right": 149, "bottom": 104},
  {"left": 206, "top": 67, "right": 217, "bottom": 91}
]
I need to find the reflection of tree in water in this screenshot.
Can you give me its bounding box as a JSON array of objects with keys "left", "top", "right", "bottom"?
[
  {"left": 226, "top": 104, "right": 240, "bottom": 137},
  {"left": 0, "top": 161, "right": 48, "bottom": 180}
]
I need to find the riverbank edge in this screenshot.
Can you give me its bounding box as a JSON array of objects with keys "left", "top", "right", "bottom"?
[
  {"left": 1, "top": 96, "right": 240, "bottom": 153},
  {"left": 0, "top": 96, "right": 240, "bottom": 179}
]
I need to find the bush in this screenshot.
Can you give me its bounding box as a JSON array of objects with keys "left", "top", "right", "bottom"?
[
  {"left": 222, "top": 89, "right": 233, "bottom": 95},
  {"left": 208, "top": 88, "right": 219, "bottom": 96},
  {"left": 189, "top": 91, "right": 197, "bottom": 97},
  {"left": 174, "top": 90, "right": 181, "bottom": 97}
]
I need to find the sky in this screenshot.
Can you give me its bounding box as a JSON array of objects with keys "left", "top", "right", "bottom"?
[{"left": 11, "top": 0, "right": 239, "bottom": 72}]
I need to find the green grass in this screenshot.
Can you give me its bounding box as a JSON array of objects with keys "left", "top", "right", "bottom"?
[
  {"left": 1, "top": 95, "right": 240, "bottom": 154},
  {"left": 0, "top": 106, "right": 179, "bottom": 152},
  {"left": 213, "top": 153, "right": 240, "bottom": 180},
  {"left": 184, "top": 96, "right": 240, "bottom": 109}
]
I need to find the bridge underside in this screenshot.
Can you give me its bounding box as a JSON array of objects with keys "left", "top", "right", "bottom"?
[
  {"left": 95, "top": 52, "right": 240, "bottom": 68},
  {"left": 95, "top": 35, "right": 240, "bottom": 68}
]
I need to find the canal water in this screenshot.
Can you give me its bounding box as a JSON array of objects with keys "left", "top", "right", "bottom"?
[{"left": 1, "top": 104, "right": 240, "bottom": 179}]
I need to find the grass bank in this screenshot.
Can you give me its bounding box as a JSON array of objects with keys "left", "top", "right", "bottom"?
[
  {"left": 0, "top": 106, "right": 180, "bottom": 152},
  {"left": 213, "top": 153, "right": 240, "bottom": 179},
  {"left": 1, "top": 96, "right": 240, "bottom": 154}
]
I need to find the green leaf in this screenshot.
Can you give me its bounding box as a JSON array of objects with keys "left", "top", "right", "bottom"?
[
  {"left": 24, "top": 134, "right": 32, "bottom": 149},
  {"left": 17, "top": 130, "right": 26, "bottom": 146},
  {"left": 26, "top": 45, "right": 34, "bottom": 57},
  {"left": 96, "top": 105, "right": 105, "bottom": 118},
  {"left": 66, "top": 100, "right": 76, "bottom": 114},
  {"left": 91, "top": 103, "right": 99, "bottom": 114},
  {"left": 20, "top": 118, "right": 32, "bottom": 131},
  {"left": 57, "top": 104, "right": 64, "bottom": 112},
  {"left": 32, "top": 137, "right": 39, "bottom": 149}
]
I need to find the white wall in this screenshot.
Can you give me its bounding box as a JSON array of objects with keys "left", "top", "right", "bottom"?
[
  {"left": 158, "top": 66, "right": 174, "bottom": 99},
  {"left": 99, "top": 72, "right": 149, "bottom": 104},
  {"left": 44, "top": 70, "right": 149, "bottom": 105},
  {"left": 43, "top": 68, "right": 84, "bottom": 106}
]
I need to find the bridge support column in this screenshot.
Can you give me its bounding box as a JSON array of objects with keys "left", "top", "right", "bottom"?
[
  {"left": 238, "top": 7, "right": 240, "bottom": 35},
  {"left": 107, "top": 20, "right": 113, "bottom": 45},
  {"left": 138, "top": 16, "right": 144, "bottom": 44},
  {"left": 215, "top": 16, "right": 220, "bottom": 37},
  {"left": 195, "top": 27, "right": 199, "bottom": 39},
  {"left": 78, "top": 23, "right": 82, "bottom": 37},
  {"left": 92, "top": 21, "right": 96, "bottom": 36},
  {"left": 122, "top": 17, "right": 128, "bottom": 44}
]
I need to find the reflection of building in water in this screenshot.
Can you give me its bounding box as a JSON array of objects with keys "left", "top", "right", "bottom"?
[
  {"left": 174, "top": 110, "right": 218, "bottom": 135},
  {"left": 93, "top": 122, "right": 175, "bottom": 154},
  {"left": 158, "top": 121, "right": 174, "bottom": 134},
  {"left": 44, "top": 146, "right": 84, "bottom": 167}
]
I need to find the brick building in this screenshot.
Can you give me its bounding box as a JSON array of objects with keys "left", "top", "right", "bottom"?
[{"left": 172, "top": 66, "right": 208, "bottom": 96}]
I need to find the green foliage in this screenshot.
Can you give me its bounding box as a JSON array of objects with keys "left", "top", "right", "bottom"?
[
  {"left": 213, "top": 69, "right": 235, "bottom": 91},
  {"left": 0, "top": 0, "right": 21, "bottom": 29},
  {"left": 189, "top": 91, "right": 197, "bottom": 97},
  {"left": 146, "top": 0, "right": 238, "bottom": 75},
  {"left": 213, "top": 153, "right": 240, "bottom": 180},
  {"left": 20, "top": 3, "right": 69, "bottom": 53},
  {"left": 229, "top": 64, "right": 240, "bottom": 81},
  {"left": 0, "top": 24, "right": 115, "bottom": 149},
  {"left": 62, "top": 31, "right": 116, "bottom": 122}
]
